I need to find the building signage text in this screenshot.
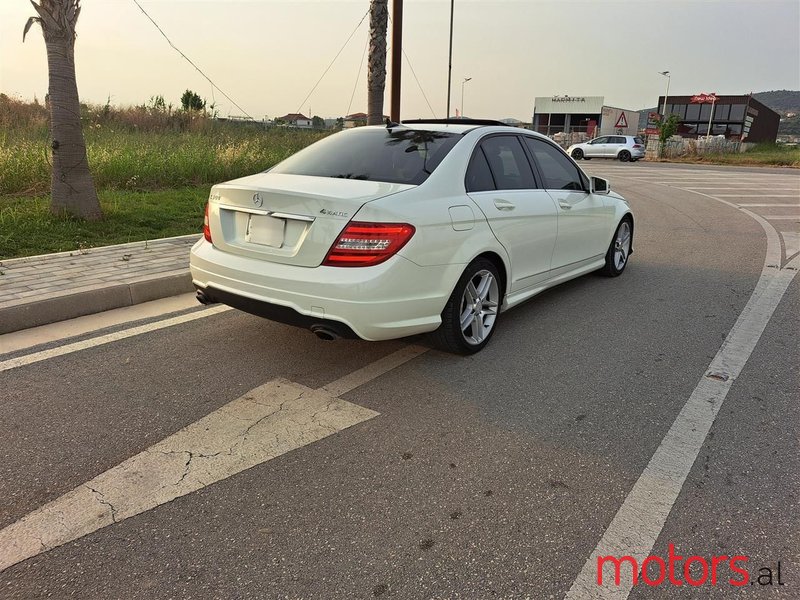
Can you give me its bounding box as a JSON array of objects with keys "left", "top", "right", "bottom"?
[{"left": 691, "top": 93, "right": 719, "bottom": 104}]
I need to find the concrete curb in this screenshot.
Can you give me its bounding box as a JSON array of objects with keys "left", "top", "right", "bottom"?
[{"left": 0, "top": 271, "right": 194, "bottom": 335}]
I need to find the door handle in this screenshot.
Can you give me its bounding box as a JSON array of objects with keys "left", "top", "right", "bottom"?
[
  {"left": 559, "top": 201, "right": 572, "bottom": 210},
  {"left": 493, "top": 199, "right": 515, "bottom": 211}
]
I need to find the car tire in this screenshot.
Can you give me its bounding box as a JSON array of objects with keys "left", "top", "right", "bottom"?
[
  {"left": 432, "top": 258, "right": 501, "bottom": 354},
  {"left": 600, "top": 217, "right": 632, "bottom": 277},
  {"left": 571, "top": 148, "right": 584, "bottom": 160},
  {"left": 618, "top": 150, "right": 631, "bottom": 162}
]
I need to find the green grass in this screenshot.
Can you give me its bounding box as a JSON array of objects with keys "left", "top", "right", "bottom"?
[
  {"left": 0, "top": 98, "right": 332, "bottom": 258},
  {"left": 662, "top": 143, "right": 800, "bottom": 167},
  {"left": 0, "top": 125, "right": 330, "bottom": 196},
  {"left": 0, "top": 187, "right": 209, "bottom": 259}
]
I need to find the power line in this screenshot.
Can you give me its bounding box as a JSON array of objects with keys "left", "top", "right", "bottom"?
[
  {"left": 131, "top": 0, "right": 254, "bottom": 120},
  {"left": 402, "top": 48, "right": 437, "bottom": 118},
  {"left": 386, "top": 14, "right": 436, "bottom": 119},
  {"left": 347, "top": 38, "right": 369, "bottom": 118},
  {"left": 295, "top": 9, "right": 370, "bottom": 115}
]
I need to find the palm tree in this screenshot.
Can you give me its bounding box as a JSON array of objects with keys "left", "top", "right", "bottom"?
[
  {"left": 367, "top": 0, "right": 388, "bottom": 126},
  {"left": 24, "top": 0, "right": 102, "bottom": 220}
]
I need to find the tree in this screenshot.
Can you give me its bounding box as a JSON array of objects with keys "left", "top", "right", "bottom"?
[
  {"left": 181, "top": 89, "right": 205, "bottom": 112},
  {"left": 311, "top": 115, "right": 325, "bottom": 129},
  {"left": 24, "top": 0, "right": 102, "bottom": 220},
  {"left": 367, "top": 0, "right": 388, "bottom": 126},
  {"left": 657, "top": 114, "right": 680, "bottom": 157}
]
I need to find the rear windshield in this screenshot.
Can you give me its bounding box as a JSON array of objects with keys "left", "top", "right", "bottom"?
[
  {"left": 634, "top": 136, "right": 644, "bottom": 145},
  {"left": 269, "top": 128, "right": 461, "bottom": 185}
]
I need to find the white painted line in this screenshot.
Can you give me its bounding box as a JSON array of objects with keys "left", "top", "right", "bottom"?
[
  {"left": 564, "top": 254, "right": 799, "bottom": 599},
  {"left": 0, "top": 378, "right": 379, "bottom": 573},
  {"left": 0, "top": 293, "right": 201, "bottom": 355},
  {"left": 563, "top": 181, "right": 797, "bottom": 600},
  {"left": 781, "top": 232, "right": 800, "bottom": 259},
  {"left": 0, "top": 305, "right": 231, "bottom": 372},
  {"left": 764, "top": 216, "right": 800, "bottom": 220},
  {"left": 715, "top": 194, "right": 799, "bottom": 198},
  {"left": 0, "top": 344, "right": 427, "bottom": 573},
  {"left": 737, "top": 203, "right": 800, "bottom": 207},
  {"left": 322, "top": 344, "right": 429, "bottom": 396},
  {"left": 689, "top": 188, "right": 799, "bottom": 191}
]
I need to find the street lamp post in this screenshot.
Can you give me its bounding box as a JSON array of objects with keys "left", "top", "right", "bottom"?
[
  {"left": 461, "top": 77, "right": 472, "bottom": 117},
  {"left": 659, "top": 70, "right": 671, "bottom": 116}
]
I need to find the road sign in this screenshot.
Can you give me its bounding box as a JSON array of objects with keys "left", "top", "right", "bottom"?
[{"left": 615, "top": 112, "right": 628, "bottom": 128}]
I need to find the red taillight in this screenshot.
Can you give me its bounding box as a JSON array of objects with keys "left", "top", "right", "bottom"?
[
  {"left": 203, "top": 203, "right": 212, "bottom": 243},
  {"left": 323, "top": 222, "right": 415, "bottom": 267},
  {"left": 633, "top": 144, "right": 643, "bottom": 149}
]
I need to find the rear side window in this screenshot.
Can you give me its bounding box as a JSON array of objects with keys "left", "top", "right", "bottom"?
[
  {"left": 465, "top": 148, "right": 496, "bottom": 192},
  {"left": 477, "top": 136, "right": 536, "bottom": 190},
  {"left": 269, "top": 128, "right": 460, "bottom": 185},
  {"left": 524, "top": 138, "right": 585, "bottom": 191}
]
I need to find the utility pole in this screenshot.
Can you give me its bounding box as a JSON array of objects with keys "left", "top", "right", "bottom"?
[
  {"left": 390, "top": 0, "right": 403, "bottom": 122},
  {"left": 446, "top": 0, "right": 454, "bottom": 118}
]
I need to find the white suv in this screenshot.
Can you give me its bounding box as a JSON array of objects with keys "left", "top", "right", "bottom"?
[{"left": 567, "top": 135, "right": 645, "bottom": 162}]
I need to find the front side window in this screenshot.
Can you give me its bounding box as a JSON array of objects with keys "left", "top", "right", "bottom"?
[
  {"left": 524, "top": 138, "right": 585, "bottom": 191},
  {"left": 592, "top": 137, "right": 609, "bottom": 144},
  {"left": 478, "top": 136, "right": 537, "bottom": 190},
  {"left": 270, "top": 127, "right": 460, "bottom": 185}
]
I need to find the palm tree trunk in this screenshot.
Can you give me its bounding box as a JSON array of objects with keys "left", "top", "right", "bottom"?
[
  {"left": 43, "top": 16, "right": 101, "bottom": 219},
  {"left": 367, "top": 0, "right": 388, "bottom": 126}
]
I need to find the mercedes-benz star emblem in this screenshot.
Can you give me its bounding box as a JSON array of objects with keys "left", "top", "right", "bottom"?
[{"left": 253, "top": 193, "right": 263, "bottom": 208}]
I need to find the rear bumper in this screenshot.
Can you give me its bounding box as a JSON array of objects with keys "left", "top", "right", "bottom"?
[{"left": 189, "top": 239, "right": 463, "bottom": 341}]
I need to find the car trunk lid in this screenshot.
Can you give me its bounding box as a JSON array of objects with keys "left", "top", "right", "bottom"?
[{"left": 208, "top": 173, "right": 414, "bottom": 267}]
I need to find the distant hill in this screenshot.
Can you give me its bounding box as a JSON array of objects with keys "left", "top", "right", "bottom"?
[{"left": 753, "top": 90, "right": 800, "bottom": 114}]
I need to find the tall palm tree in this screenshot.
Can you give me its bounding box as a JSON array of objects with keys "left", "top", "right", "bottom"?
[
  {"left": 24, "top": 0, "right": 102, "bottom": 220},
  {"left": 367, "top": 0, "right": 388, "bottom": 126}
]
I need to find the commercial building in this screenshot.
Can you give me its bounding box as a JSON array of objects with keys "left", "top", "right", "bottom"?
[
  {"left": 532, "top": 96, "right": 640, "bottom": 137},
  {"left": 655, "top": 94, "right": 779, "bottom": 142}
]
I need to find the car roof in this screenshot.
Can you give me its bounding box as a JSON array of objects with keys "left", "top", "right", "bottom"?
[{"left": 356, "top": 119, "right": 545, "bottom": 137}]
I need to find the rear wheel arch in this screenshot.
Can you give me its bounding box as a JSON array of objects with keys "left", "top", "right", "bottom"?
[{"left": 474, "top": 251, "right": 508, "bottom": 303}]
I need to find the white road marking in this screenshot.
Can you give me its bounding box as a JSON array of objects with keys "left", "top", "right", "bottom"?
[
  {"left": 737, "top": 203, "right": 800, "bottom": 207},
  {"left": 714, "top": 194, "right": 799, "bottom": 198},
  {"left": 764, "top": 216, "right": 800, "bottom": 220},
  {"left": 322, "top": 344, "right": 429, "bottom": 396},
  {"left": 781, "top": 232, "right": 800, "bottom": 258},
  {"left": 564, "top": 175, "right": 799, "bottom": 599},
  {"left": 0, "top": 305, "right": 231, "bottom": 372},
  {"left": 0, "top": 293, "right": 200, "bottom": 355},
  {"left": 0, "top": 345, "right": 427, "bottom": 573}
]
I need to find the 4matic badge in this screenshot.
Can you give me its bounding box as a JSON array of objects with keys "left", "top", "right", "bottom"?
[{"left": 319, "top": 209, "right": 349, "bottom": 217}]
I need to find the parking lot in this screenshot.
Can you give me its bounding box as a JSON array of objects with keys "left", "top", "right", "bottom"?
[{"left": 1, "top": 162, "right": 798, "bottom": 599}]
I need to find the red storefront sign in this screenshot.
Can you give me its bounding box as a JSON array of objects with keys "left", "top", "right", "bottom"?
[{"left": 691, "top": 93, "right": 719, "bottom": 104}]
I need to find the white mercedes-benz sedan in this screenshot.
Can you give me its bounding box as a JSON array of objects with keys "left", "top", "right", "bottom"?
[{"left": 190, "top": 119, "right": 634, "bottom": 354}]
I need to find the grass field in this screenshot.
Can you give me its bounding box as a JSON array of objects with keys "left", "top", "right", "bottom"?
[
  {"left": 0, "top": 187, "right": 208, "bottom": 259},
  {"left": 662, "top": 143, "right": 800, "bottom": 167},
  {"left": 0, "top": 96, "right": 330, "bottom": 196},
  {"left": 0, "top": 96, "right": 329, "bottom": 258}
]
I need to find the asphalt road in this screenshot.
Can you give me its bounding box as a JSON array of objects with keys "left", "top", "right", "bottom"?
[{"left": 1, "top": 162, "right": 798, "bottom": 599}]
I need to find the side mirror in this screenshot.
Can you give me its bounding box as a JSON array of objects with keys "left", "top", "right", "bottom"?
[{"left": 591, "top": 176, "right": 610, "bottom": 194}]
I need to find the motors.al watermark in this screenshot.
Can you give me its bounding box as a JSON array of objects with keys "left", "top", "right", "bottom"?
[{"left": 597, "top": 544, "right": 787, "bottom": 588}]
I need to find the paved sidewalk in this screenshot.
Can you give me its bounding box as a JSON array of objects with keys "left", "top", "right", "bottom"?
[{"left": 0, "top": 234, "right": 201, "bottom": 335}]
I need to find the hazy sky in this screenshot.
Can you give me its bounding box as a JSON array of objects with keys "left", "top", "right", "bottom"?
[{"left": 1, "top": 0, "right": 798, "bottom": 120}]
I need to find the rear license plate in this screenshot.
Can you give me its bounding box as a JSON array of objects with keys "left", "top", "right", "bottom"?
[{"left": 246, "top": 214, "right": 285, "bottom": 247}]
